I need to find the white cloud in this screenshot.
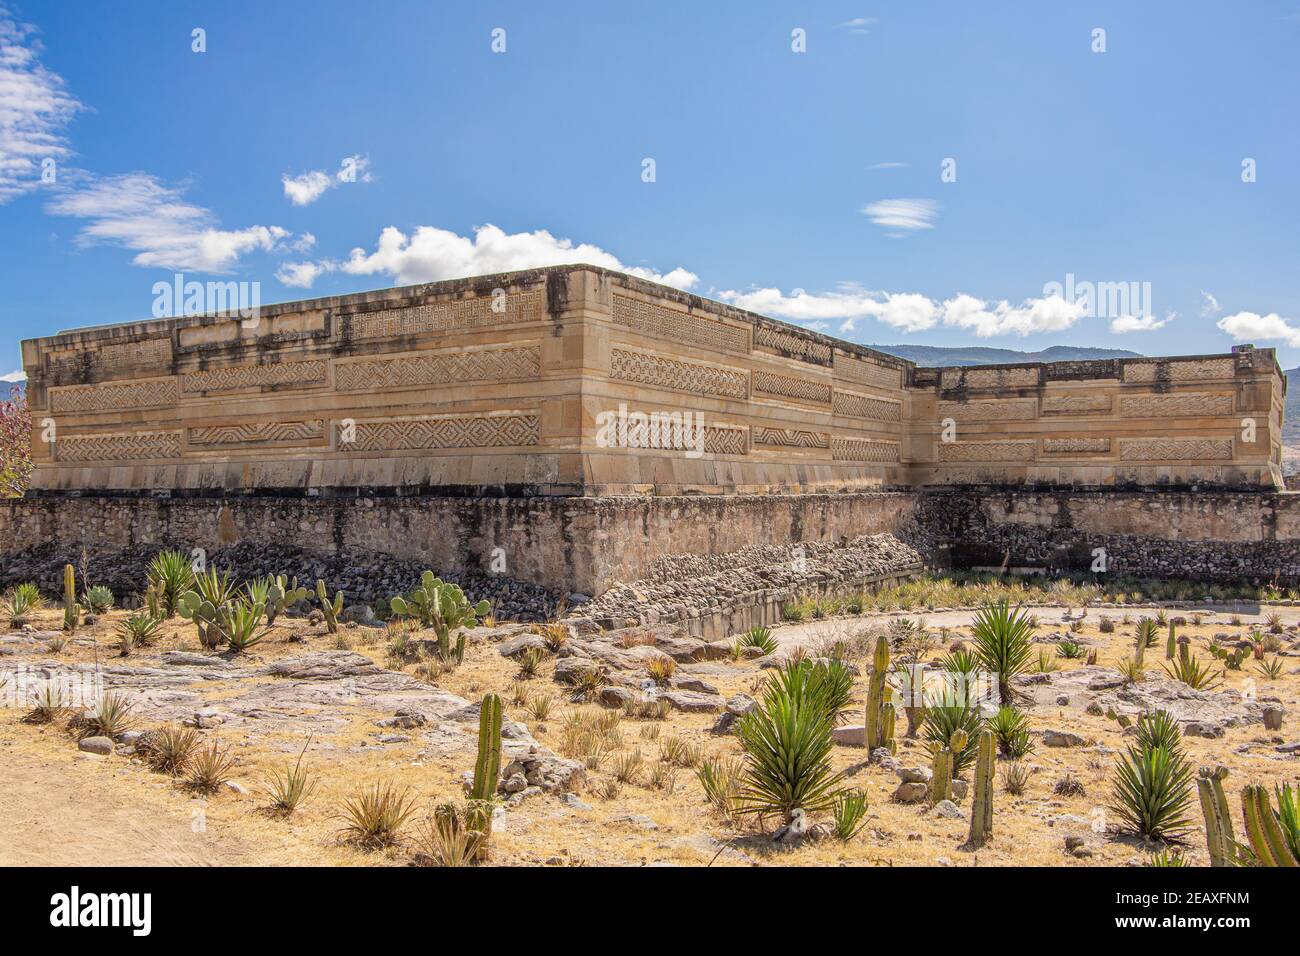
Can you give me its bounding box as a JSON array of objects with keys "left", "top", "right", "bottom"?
[
  {"left": 869, "top": 161, "right": 907, "bottom": 169},
  {"left": 860, "top": 198, "right": 939, "bottom": 231},
  {"left": 719, "top": 286, "right": 1089, "bottom": 338},
  {"left": 1, "top": 368, "right": 26, "bottom": 382},
  {"left": 1200, "top": 291, "right": 1221, "bottom": 316},
  {"left": 282, "top": 170, "right": 332, "bottom": 206},
  {"left": 46, "top": 172, "right": 304, "bottom": 273},
  {"left": 282, "top": 154, "right": 371, "bottom": 206},
  {"left": 838, "top": 17, "right": 878, "bottom": 33},
  {"left": 0, "top": 7, "right": 83, "bottom": 203},
  {"left": 1217, "top": 310, "right": 1300, "bottom": 347},
  {"left": 1110, "top": 312, "right": 1173, "bottom": 333},
  {"left": 281, "top": 223, "right": 698, "bottom": 291}
]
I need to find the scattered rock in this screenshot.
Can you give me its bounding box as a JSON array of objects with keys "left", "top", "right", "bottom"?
[
  {"left": 892, "top": 782, "right": 929, "bottom": 804},
  {"left": 78, "top": 736, "right": 113, "bottom": 755},
  {"left": 1043, "top": 730, "right": 1086, "bottom": 748},
  {"left": 929, "top": 799, "right": 964, "bottom": 821}
]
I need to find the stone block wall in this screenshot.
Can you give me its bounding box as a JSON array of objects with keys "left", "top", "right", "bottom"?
[{"left": 24, "top": 265, "right": 1282, "bottom": 495}]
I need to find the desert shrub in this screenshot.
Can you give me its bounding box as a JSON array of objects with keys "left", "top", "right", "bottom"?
[
  {"left": 1053, "top": 773, "right": 1086, "bottom": 797},
  {"left": 831, "top": 789, "right": 870, "bottom": 841},
  {"left": 1135, "top": 617, "right": 1161, "bottom": 649},
  {"left": 147, "top": 550, "right": 195, "bottom": 618},
  {"left": 23, "top": 684, "right": 67, "bottom": 723},
  {"left": 1035, "top": 649, "right": 1060, "bottom": 673},
  {"left": 1098, "top": 616, "right": 1115, "bottom": 633},
  {"left": 76, "top": 691, "right": 136, "bottom": 739},
  {"left": 568, "top": 664, "right": 606, "bottom": 702},
  {"left": 1000, "top": 762, "right": 1031, "bottom": 795},
  {"left": 1257, "top": 657, "right": 1285, "bottom": 680},
  {"left": 517, "top": 646, "right": 544, "bottom": 679},
  {"left": 526, "top": 695, "right": 553, "bottom": 721},
  {"left": 341, "top": 782, "right": 417, "bottom": 848},
  {"left": 264, "top": 739, "right": 317, "bottom": 815},
  {"left": 970, "top": 600, "right": 1036, "bottom": 705},
  {"left": 144, "top": 726, "right": 201, "bottom": 775},
  {"left": 1058, "top": 640, "right": 1084, "bottom": 659},
  {"left": 647, "top": 761, "right": 678, "bottom": 793},
  {"left": 646, "top": 656, "right": 676, "bottom": 684},
  {"left": 188, "top": 741, "right": 237, "bottom": 794},
  {"left": 611, "top": 748, "right": 644, "bottom": 784},
  {"left": 1266, "top": 611, "right": 1284, "bottom": 635},
  {"left": 538, "top": 623, "right": 569, "bottom": 652},
  {"left": 414, "top": 803, "right": 485, "bottom": 866},
  {"left": 696, "top": 755, "right": 745, "bottom": 819}
]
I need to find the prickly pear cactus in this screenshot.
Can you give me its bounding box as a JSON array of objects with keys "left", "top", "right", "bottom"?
[
  {"left": 178, "top": 590, "right": 222, "bottom": 649},
  {"left": 266, "top": 574, "right": 308, "bottom": 626},
  {"left": 389, "top": 572, "right": 490, "bottom": 663}
]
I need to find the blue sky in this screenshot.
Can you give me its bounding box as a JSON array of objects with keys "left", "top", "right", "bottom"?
[{"left": 2, "top": 0, "right": 1299, "bottom": 382}]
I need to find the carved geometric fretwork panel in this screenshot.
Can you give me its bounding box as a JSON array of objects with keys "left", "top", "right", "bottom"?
[
  {"left": 1119, "top": 438, "right": 1232, "bottom": 461},
  {"left": 1118, "top": 393, "right": 1234, "bottom": 417},
  {"left": 50, "top": 378, "right": 179, "bottom": 413},
  {"left": 752, "top": 370, "right": 832, "bottom": 405},
  {"left": 834, "top": 390, "right": 903, "bottom": 421},
  {"left": 612, "top": 294, "right": 749, "bottom": 354},
  {"left": 55, "top": 431, "right": 181, "bottom": 462},
  {"left": 189, "top": 420, "right": 326, "bottom": 447},
  {"left": 609, "top": 348, "right": 748, "bottom": 399},
  {"left": 937, "top": 399, "right": 1037, "bottom": 422},
  {"left": 343, "top": 413, "right": 540, "bottom": 452},
  {"left": 335, "top": 347, "right": 540, "bottom": 392},
  {"left": 938, "top": 441, "right": 1036, "bottom": 462},
  {"left": 183, "top": 361, "right": 328, "bottom": 394},
  {"left": 347, "top": 291, "right": 544, "bottom": 340}
]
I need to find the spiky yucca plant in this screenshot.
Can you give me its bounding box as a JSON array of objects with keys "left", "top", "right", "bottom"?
[
  {"left": 1110, "top": 742, "right": 1195, "bottom": 842},
  {"left": 144, "top": 726, "right": 201, "bottom": 775},
  {"left": 3, "top": 582, "right": 44, "bottom": 626},
  {"left": 147, "top": 550, "right": 196, "bottom": 617},
  {"left": 115, "top": 612, "right": 161, "bottom": 656},
  {"left": 264, "top": 737, "right": 317, "bottom": 814},
  {"left": 970, "top": 600, "right": 1036, "bottom": 705},
  {"left": 831, "top": 789, "right": 870, "bottom": 841},
  {"left": 1163, "top": 653, "right": 1223, "bottom": 690},
  {"left": 415, "top": 803, "right": 486, "bottom": 866},
  {"left": 696, "top": 756, "right": 745, "bottom": 819},
  {"left": 735, "top": 660, "right": 844, "bottom": 824},
  {"left": 188, "top": 741, "right": 237, "bottom": 794},
  {"left": 1135, "top": 617, "right": 1161, "bottom": 650}
]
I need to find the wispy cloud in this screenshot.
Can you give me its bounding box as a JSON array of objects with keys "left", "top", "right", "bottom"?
[
  {"left": 282, "top": 154, "right": 371, "bottom": 206},
  {"left": 1200, "top": 291, "right": 1221, "bottom": 316},
  {"left": 276, "top": 223, "right": 698, "bottom": 291},
  {"left": 837, "top": 17, "right": 878, "bottom": 34},
  {"left": 0, "top": 6, "right": 83, "bottom": 203},
  {"left": 46, "top": 172, "right": 303, "bottom": 273},
  {"left": 717, "top": 284, "right": 1086, "bottom": 338},
  {"left": 1218, "top": 310, "right": 1300, "bottom": 347},
  {"left": 860, "top": 198, "right": 939, "bottom": 232},
  {"left": 1, "top": 368, "right": 26, "bottom": 382},
  {"left": 869, "top": 161, "right": 907, "bottom": 170}
]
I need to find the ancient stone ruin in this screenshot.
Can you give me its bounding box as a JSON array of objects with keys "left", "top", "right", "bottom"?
[{"left": 3, "top": 265, "right": 1294, "bottom": 631}]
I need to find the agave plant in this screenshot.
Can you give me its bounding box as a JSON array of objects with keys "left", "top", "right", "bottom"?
[
  {"left": 831, "top": 789, "right": 870, "bottom": 841},
  {"left": 738, "top": 625, "right": 778, "bottom": 656},
  {"left": 4, "top": 582, "right": 44, "bottom": 625},
  {"left": 769, "top": 657, "right": 855, "bottom": 725},
  {"left": 1163, "top": 653, "right": 1223, "bottom": 691},
  {"left": 264, "top": 737, "right": 318, "bottom": 814},
  {"left": 147, "top": 550, "right": 196, "bottom": 617},
  {"left": 988, "top": 704, "right": 1034, "bottom": 759},
  {"left": 1134, "top": 709, "right": 1182, "bottom": 754},
  {"left": 116, "top": 612, "right": 161, "bottom": 656},
  {"left": 82, "top": 585, "right": 114, "bottom": 615},
  {"left": 735, "top": 661, "right": 845, "bottom": 824},
  {"left": 219, "top": 597, "right": 268, "bottom": 652},
  {"left": 415, "top": 803, "right": 486, "bottom": 866},
  {"left": 969, "top": 600, "right": 1036, "bottom": 706},
  {"left": 696, "top": 756, "right": 745, "bottom": 819},
  {"left": 1135, "top": 617, "right": 1161, "bottom": 650}
]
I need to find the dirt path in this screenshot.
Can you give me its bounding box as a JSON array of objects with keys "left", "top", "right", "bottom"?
[{"left": 0, "top": 740, "right": 250, "bottom": 866}]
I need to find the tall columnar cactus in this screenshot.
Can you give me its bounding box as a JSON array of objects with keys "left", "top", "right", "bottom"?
[
  {"left": 468, "top": 693, "right": 502, "bottom": 858},
  {"left": 1178, "top": 636, "right": 1191, "bottom": 668},
  {"left": 864, "top": 634, "right": 896, "bottom": 754},
  {"left": 1197, "top": 766, "right": 1238, "bottom": 867},
  {"left": 930, "top": 728, "right": 966, "bottom": 804},
  {"left": 967, "top": 729, "right": 996, "bottom": 847},
  {"left": 266, "top": 574, "right": 308, "bottom": 626},
  {"left": 316, "top": 579, "right": 343, "bottom": 634},
  {"left": 62, "top": 564, "right": 79, "bottom": 634},
  {"left": 1166, "top": 623, "right": 1177, "bottom": 660},
  {"left": 1242, "top": 784, "right": 1299, "bottom": 867}
]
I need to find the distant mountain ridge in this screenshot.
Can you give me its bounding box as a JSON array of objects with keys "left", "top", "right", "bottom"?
[{"left": 866, "top": 344, "right": 1144, "bottom": 367}]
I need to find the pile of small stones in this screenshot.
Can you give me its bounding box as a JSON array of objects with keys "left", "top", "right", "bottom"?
[
  {"left": 573, "top": 532, "right": 928, "bottom": 629},
  {"left": 0, "top": 541, "right": 560, "bottom": 621}
]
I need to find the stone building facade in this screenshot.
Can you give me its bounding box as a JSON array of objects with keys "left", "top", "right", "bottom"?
[{"left": 19, "top": 265, "right": 1285, "bottom": 495}]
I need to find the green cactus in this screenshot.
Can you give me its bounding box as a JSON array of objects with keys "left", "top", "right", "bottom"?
[
  {"left": 316, "top": 580, "right": 343, "bottom": 634},
  {"left": 1197, "top": 766, "right": 1239, "bottom": 867},
  {"left": 967, "top": 729, "right": 996, "bottom": 847},
  {"left": 1242, "top": 784, "right": 1299, "bottom": 867},
  {"left": 178, "top": 590, "right": 222, "bottom": 649},
  {"left": 62, "top": 564, "right": 80, "bottom": 634},
  {"left": 467, "top": 693, "right": 502, "bottom": 858},
  {"left": 930, "top": 728, "right": 966, "bottom": 804},
  {"left": 1166, "top": 623, "right": 1176, "bottom": 660},
  {"left": 864, "top": 633, "right": 896, "bottom": 755},
  {"left": 389, "top": 572, "right": 490, "bottom": 664},
  {"left": 265, "top": 574, "right": 308, "bottom": 626}
]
